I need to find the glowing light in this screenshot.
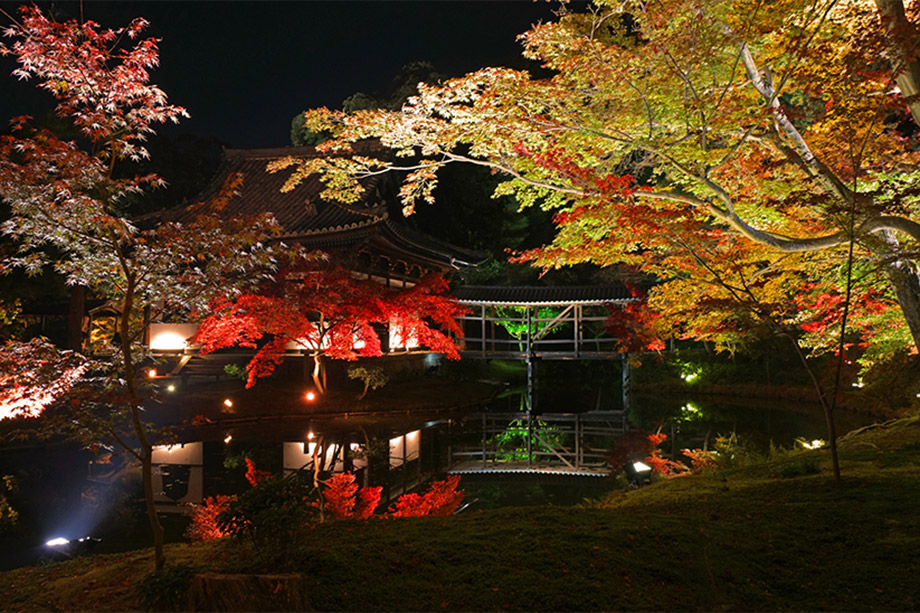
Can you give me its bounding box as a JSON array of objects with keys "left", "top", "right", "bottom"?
[
  {"left": 406, "top": 430, "right": 419, "bottom": 441},
  {"left": 154, "top": 444, "right": 183, "bottom": 453},
  {"left": 45, "top": 537, "right": 69, "bottom": 547},
  {"left": 223, "top": 399, "right": 233, "bottom": 408},
  {"left": 307, "top": 431, "right": 315, "bottom": 440},
  {"left": 148, "top": 323, "right": 199, "bottom": 351},
  {"left": 147, "top": 369, "right": 157, "bottom": 379},
  {"left": 631, "top": 461, "right": 652, "bottom": 472},
  {"left": 223, "top": 434, "right": 232, "bottom": 444},
  {"left": 305, "top": 391, "right": 316, "bottom": 401},
  {"left": 800, "top": 439, "right": 826, "bottom": 450},
  {"left": 349, "top": 442, "right": 361, "bottom": 452},
  {"left": 167, "top": 384, "right": 175, "bottom": 392}
]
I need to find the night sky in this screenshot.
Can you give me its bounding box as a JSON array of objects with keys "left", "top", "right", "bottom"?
[{"left": 0, "top": 1, "right": 560, "bottom": 148}]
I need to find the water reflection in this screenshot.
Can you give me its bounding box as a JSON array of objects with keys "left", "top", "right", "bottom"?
[{"left": 629, "top": 393, "right": 875, "bottom": 453}]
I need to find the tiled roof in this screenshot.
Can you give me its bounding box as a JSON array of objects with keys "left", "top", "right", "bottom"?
[
  {"left": 157, "top": 145, "right": 486, "bottom": 270},
  {"left": 452, "top": 285, "right": 636, "bottom": 305},
  {"left": 190, "top": 145, "right": 388, "bottom": 236}
]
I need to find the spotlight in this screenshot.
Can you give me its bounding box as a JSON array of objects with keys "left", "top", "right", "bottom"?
[
  {"left": 167, "top": 384, "right": 175, "bottom": 392},
  {"left": 147, "top": 369, "right": 157, "bottom": 379},
  {"left": 623, "top": 460, "right": 653, "bottom": 486},
  {"left": 305, "top": 391, "right": 316, "bottom": 401},
  {"left": 224, "top": 434, "right": 232, "bottom": 444}
]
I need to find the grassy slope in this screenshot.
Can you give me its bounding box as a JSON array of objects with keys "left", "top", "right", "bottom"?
[{"left": 2, "top": 417, "right": 919, "bottom": 612}]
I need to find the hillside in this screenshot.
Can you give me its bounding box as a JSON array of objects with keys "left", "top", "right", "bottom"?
[{"left": 1, "top": 416, "right": 918, "bottom": 611}]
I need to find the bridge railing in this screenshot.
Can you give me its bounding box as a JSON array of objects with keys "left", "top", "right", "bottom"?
[{"left": 449, "top": 411, "right": 629, "bottom": 474}]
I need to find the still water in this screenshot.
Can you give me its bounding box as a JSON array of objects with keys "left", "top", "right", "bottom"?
[{"left": 0, "top": 395, "right": 878, "bottom": 569}]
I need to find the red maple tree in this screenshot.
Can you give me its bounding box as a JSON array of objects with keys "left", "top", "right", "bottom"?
[
  {"left": 194, "top": 262, "right": 467, "bottom": 393},
  {"left": 389, "top": 475, "right": 464, "bottom": 517},
  {"left": 322, "top": 472, "right": 382, "bottom": 520}
]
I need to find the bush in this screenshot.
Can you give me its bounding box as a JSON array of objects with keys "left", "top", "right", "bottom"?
[
  {"left": 322, "top": 472, "right": 382, "bottom": 520},
  {"left": 779, "top": 456, "right": 821, "bottom": 478},
  {"left": 136, "top": 564, "right": 195, "bottom": 611},
  {"left": 218, "top": 473, "right": 317, "bottom": 542},
  {"left": 389, "top": 475, "right": 464, "bottom": 517},
  {"left": 184, "top": 495, "right": 232, "bottom": 542}
]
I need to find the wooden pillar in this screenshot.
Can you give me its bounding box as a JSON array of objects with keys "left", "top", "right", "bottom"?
[
  {"left": 621, "top": 352, "right": 631, "bottom": 414},
  {"left": 67, "top": 285, "right": 86, "bottom": 351}
]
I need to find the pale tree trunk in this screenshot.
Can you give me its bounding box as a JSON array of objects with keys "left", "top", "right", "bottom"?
[
  {"left": 875, "top": 0, "right": 920, "bottom": 126},
  {"left": 882, "top": 259, "right": 920, "bottom": 347},
  {"left": 872, "top": 0, "right": 920, "bottom": 347},
  {"left": 312, "top": 352, "right": 327, "bottom": 395}
]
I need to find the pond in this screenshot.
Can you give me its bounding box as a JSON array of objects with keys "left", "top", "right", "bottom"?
[
  {"left": 628, "top": 392, "right": 876, "bottom": 453},
  {"left": 0, "top": 394, "right": 879, "bottom": 569}
]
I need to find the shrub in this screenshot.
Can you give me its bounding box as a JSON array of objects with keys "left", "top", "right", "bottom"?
[
  {"left": 779, "top": 457, "right": 821, "bottom": 478},
  {"left": 217, "top": 473, "right": 317, "bottom": 542},
  {"left": 136, "top": 564, "right": 195, "bottom": 611},
  {"left": 323, "top": 472, "right": 382, "bottom": 520},
  {"left": 185, "top": 495, "right": 232, "bottom": 542},
  {"left": 390, "top": 475, "right": 464, "bottom": 517}
]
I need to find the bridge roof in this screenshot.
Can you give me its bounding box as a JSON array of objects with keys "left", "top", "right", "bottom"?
[{"left": 452, "top": 285, "right": 635, "bottom": 306}]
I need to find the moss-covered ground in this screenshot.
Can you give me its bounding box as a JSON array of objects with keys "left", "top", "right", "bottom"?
[{"left": 1, "top": 416, "right": 918, "bottom": 611}]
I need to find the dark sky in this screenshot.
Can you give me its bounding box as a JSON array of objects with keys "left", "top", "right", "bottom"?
[{"left": 0, "top": 1, "right": 559, "bottom": 148}]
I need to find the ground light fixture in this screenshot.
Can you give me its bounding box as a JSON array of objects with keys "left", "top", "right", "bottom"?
[
  {"left": 42, "top": 536, "right": 102, "bottom": 561},
  {"left": 624, "top": 460, "right": 653, "bottom": 486}
]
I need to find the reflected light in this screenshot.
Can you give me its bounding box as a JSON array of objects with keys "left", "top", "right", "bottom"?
[
  {"left": 167, "top": 384, "right": 175, "bottom": 392},
  {"left": 305, "top": 391, "right": 316, "bottom": 401},
  {"left": 223, "top": 434, "right": 232, "bottom": 444},
  {"left": 223, "top": 399, "right": 233, "bottom": 408},
  {"left": 147, "top": 369, "right": 157, "bottom": 379}
]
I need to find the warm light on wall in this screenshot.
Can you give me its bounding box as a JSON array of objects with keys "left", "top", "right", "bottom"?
[{"left": 148, "top": 323, "right": 200, "bottom": 351}]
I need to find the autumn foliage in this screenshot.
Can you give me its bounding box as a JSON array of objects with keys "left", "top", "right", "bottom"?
[
  {"left": 322, "top": 472, "right": 382, "bottom": 520},
  {"left": 389, "top": 475, "right": 464, "bottom": 518},
  {"left": 194, "top": 262, "right": 466, "bottom": 392},
  {"left": 185, "top": 495, "right": 232, "bottom": 542},
  {"left": 187, "top": 459, "right": 463, "bottom": 541}
]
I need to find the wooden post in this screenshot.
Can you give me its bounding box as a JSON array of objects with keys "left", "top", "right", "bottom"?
[
  {"left": 621, "top": 353, "right": 631, "bottom": 414},
  {"left": 575, "top": 414, "right": 581, "bottom": 470}
]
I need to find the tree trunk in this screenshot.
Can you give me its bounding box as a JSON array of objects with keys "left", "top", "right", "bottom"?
[
  {"left": 312, "top": 352, "right": 326, "bottom": 395},
  {"left": 139, "top": 436, "right": 166, "bottom": 570},
  {"left": 120, "top": 273, "right": 166, "bottom": 571},
  {"left": 875, "top": 0, "right": 920, "bottom": 126},
  {"left": 66, "top": 285, "right": 85, "bottom": 351},
  {"left": 882, "top": 258, "right": 920, "bottom": 349}
]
